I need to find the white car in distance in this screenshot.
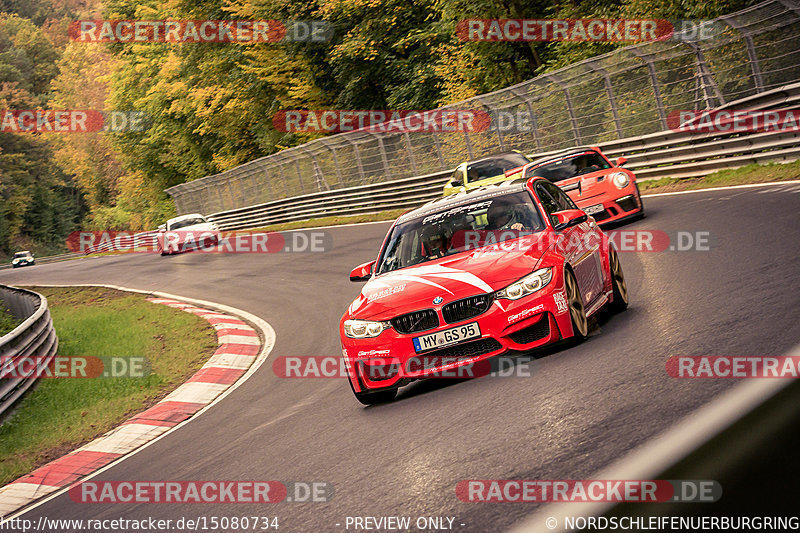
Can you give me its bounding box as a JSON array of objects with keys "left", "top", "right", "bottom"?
[{"left": 157, "top": 214, "right": 220, "bottom": 256}]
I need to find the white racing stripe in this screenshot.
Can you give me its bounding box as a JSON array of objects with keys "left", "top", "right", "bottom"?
[{"left": 367, "top": 264, "right": 493, "bottom": 297}]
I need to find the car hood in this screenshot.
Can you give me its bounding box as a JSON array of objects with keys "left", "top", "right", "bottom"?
[
  {"left": 165, "top": 223, "right": 217, "bottom": 232},
  {"left": 348, "top": 235, "right": 553, "bottom": 320},
  {"left": 557, "top": 169, "right": 622, "bottom": 203}
]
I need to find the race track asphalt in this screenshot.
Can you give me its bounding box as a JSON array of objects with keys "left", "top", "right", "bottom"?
[{"left": 2, "top": 182, "right": 799, "bottom": 532}]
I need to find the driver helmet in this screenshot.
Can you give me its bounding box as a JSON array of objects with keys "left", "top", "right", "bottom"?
[
  {"left": 486, "top": 201, "right": 514, "bottom": 229},
  {"left": 421, "top": 225, "right": 447, "bottom": 255}
]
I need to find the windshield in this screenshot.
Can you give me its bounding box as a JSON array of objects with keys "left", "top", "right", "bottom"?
[
  {"left": 466, "top": 153, "right": 530, "bottom": 181},
  {"left": 525, "top": 151, "right": 611, "bottom": 183},
  {"left": 13, "top": 252, "right": 30, "bottom": 259},
  {"left": 375, "top": 191, "right": 545, "bottom": 274},
  {"left": 168, "top": 217, "right": 207, "bottom": 230}
]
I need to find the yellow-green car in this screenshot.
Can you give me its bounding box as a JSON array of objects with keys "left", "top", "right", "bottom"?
[{"left": 442, "top": 151, "right": 531, "bottom": 196}]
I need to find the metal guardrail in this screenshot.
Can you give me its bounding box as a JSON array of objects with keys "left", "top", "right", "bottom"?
[
  {"left": 0, "top": 285, "right": 58, "bottom": 419},
  {"left": 0, "top": 252, "right": 84, "bottom": 270},
  {"left": 204, "top": 82, "right": 800, "bottom": 231},
  {"left": 166, "top": 0, "right": 800, "bottom": 215}
]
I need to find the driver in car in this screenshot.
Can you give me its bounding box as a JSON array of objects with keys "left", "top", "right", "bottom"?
[
  {"left": 573, "top": 155, "right": 589, "bottom": 174},
  {"left": 486, "top": 202, "right": 532, "bottom": 231},
  {"left": 422, "top": 227, "right": 449, "bottom": 258},
  {"left": 573, "top": 155, "right": 600, "bottom": 175}
]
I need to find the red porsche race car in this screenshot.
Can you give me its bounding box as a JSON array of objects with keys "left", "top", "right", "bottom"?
[
  {"left": 522, "top": 147, "right": 644, "bottom": 226},
  {"left": 340, "top": 177, "right": 629, "bottom": 405}
]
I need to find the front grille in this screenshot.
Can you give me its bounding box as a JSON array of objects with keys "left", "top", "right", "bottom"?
[
  {"left": 442, "top": 294, "right": 494, "bottom": 324},
  {"left": 391, "top": 309, "right": 439, "bottom": 334},
  {"left": 616, "top": 195, "right": 638, "bottom": 212},
  {"left": 508, "top": 316, "right": 550, "bottom": 344},
  {"left": 417, "top": 337, "right": 503, "bottom": 360}
]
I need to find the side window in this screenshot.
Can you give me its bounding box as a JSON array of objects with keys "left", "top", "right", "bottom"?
[
  {"left": 541, "top": 182, "right": 576, "bottom": 211},
  {"left": 534, "top": 183, "right": 560, "bottom": 226}
]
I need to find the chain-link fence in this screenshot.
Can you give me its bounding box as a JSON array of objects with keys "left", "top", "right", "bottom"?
[{"left": 166, "top": 0, "right": 800, "bottom": 215}]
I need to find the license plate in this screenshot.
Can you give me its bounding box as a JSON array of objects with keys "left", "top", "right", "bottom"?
[
  {"left": 413, "top": 322, "right": 481, "bottom": 353},
  {"left": 584, "top": 203, "right": 604, "bottom": 215}
]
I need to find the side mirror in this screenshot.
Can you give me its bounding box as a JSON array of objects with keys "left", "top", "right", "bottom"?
[
  {"left": 350, "top": 260, "right": 375, "bottom": 282},
  {"left": 449, "top": 179, "right": 463, "bottom": 187},
  {"left": 615, "top": 156, "right": 627, "bottom": 167},
  {"left": 158, "top": 224, "right": 167, "bottom": 232},
  {"left": 553, "top": 209, "right": 588, "bottom": 232}
]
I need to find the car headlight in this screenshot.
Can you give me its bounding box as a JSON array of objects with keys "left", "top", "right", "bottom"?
[
  {"left": 610, "top": 172, "right": 630, "bottom": 189},
  {"left": 344, "top": 319, "right": 391, "bottom": 339},
  {"left": 496, "top": 268, "right": 553, "bottom": 300}
]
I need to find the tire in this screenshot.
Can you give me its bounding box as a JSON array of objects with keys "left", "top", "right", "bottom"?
[
  {"left": 635, "top": 185, "right": 645, "bottom": 219},
  {"left": 608, "top": 247, "right": 629, "bottom": 312},
  {"left": 564, "top": 268, "right": 588, "bottom": 342}
]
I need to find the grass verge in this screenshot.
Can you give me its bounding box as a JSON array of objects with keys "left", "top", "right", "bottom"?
[
  {"left": 0, "top": 286, "right": 218, "bottom": 486},
  {"left": 639, "top": 160, "right": 800, "bottom": 195},
  {"left": 0, "top": 305, "right": 20, "bottom": 337}
]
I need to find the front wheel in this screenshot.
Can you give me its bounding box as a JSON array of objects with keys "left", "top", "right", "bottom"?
[
  {"left": 608, "top": 247, "right": 629, "bottom": 312},
  {"left": 564, "top": 268, "right": 589, "bottom": 342}
]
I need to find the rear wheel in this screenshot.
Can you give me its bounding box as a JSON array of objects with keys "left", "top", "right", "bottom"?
[
  {"left": 608, "top": 247, "right": 629, "bottom": 312},
  {"left": 564, "top": 268, "right": 588, "bottom": 341}
]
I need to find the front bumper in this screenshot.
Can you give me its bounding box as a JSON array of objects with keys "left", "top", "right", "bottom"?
[
  {"left": 341, "top": 275, "right": 575, "bottom": 393},
  {"left": 579, "top": 185, "right": 643, "bottom": 226}
]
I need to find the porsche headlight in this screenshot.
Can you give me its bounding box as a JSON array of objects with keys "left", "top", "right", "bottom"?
[
  {"left": 344, "top": 319, "right": 391, "bottom": 339},
  {"left": 610, "top": 172, "right": 630, "bottom": 189},
  {"left": 496, "top": 268, "right": 553, "bottom": 300}
]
